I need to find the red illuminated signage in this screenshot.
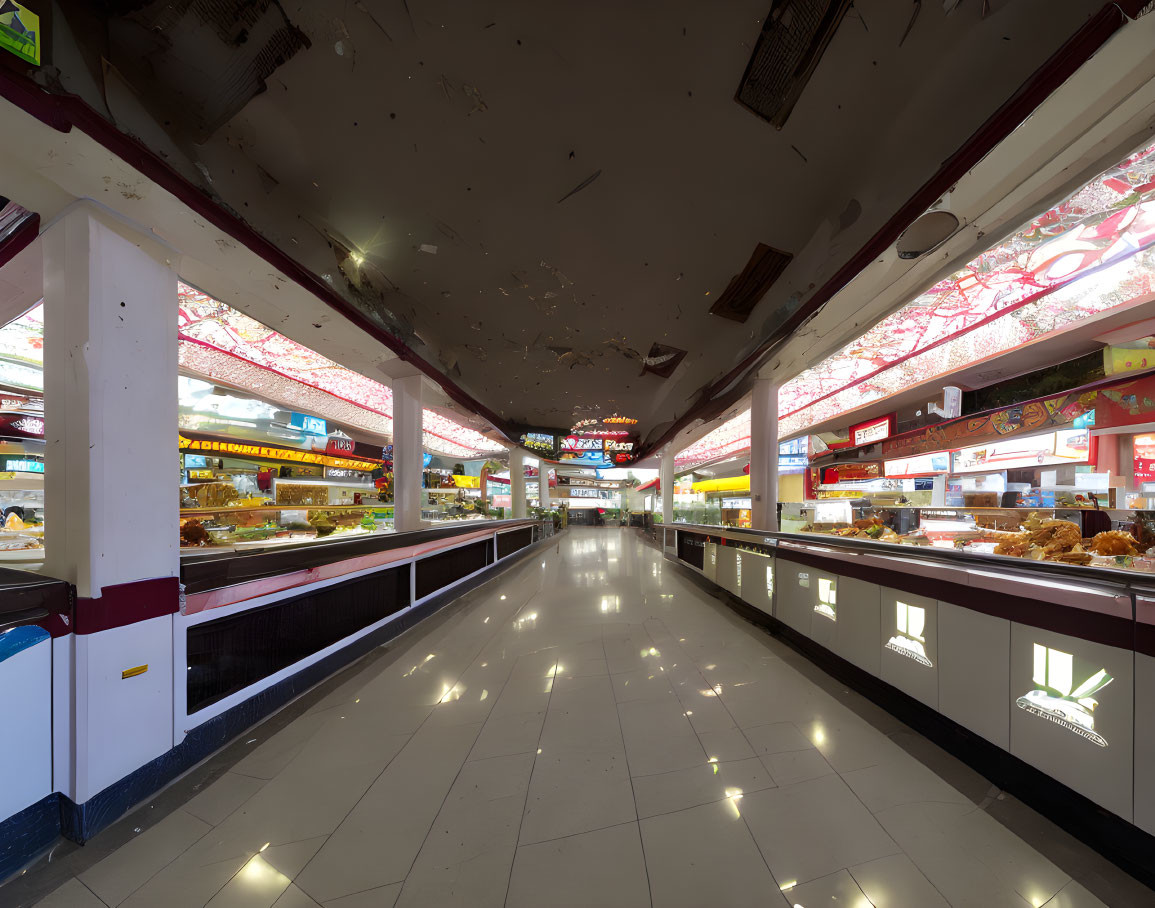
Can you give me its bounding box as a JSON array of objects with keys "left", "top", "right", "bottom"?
[{"left": 849, "top": 414, "right": 895, "bottom": 447}]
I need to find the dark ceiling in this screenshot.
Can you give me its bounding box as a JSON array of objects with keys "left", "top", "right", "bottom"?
[{"left": 47, "top": 0, "right": 1105, "bottom": 444}]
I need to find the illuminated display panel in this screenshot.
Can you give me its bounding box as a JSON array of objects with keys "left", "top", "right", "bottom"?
[
  {"left": 675, "top": 410, "right": 751, "bottom": 471},
  {"left": 777, "top": 141, "right": 1155, "bottom": 436}
]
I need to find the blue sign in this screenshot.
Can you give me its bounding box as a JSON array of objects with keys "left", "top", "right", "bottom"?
[
  {"left": 1073, "top": 409, "right": 1096, "bottom": 429},
  {"left": 423, "top": 452, "right": 433, "bottom": 468},
  {"left": 290, "top": 412, "right": 328, "bottom": 436},
  {"left": 4, "top": 459, "right": 43, "bottom": 473},
  {"left": 184, "top": 454, "right": 207, "bottom": 469}
]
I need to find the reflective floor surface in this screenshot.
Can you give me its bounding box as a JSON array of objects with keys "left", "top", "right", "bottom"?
[{"left": 7, "top": 528, "right": 1153, "bottom": 907}]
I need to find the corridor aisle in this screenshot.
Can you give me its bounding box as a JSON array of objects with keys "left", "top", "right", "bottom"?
[{"left": 19, "top": 529, "right": 1146, "bottom": 907}]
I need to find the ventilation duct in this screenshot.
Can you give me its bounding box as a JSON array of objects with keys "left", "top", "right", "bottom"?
[
  {"left": 736, "top": 0, "right": 853, "bottom": 128},
  {"left": 709, "top": 244, "right": 794, "bottom": 323}
]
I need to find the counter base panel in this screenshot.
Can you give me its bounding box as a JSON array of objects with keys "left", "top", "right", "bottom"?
[{"left": 665, "top": 552, "right": 1155, "bottom": 892}]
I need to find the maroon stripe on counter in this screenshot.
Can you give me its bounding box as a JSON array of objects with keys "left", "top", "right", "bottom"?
[
  {"left": 74, "top": 577, "right": 180, "bottom": 635},
  {"left": 773, "top": 546, "right": 1135, "bottom": 651}
]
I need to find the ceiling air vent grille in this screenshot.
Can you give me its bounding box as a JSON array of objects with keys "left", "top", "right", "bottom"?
[
  {"left": 641, "top": 343, "right": 688, "bottom": 379},
  {"left": 709, "top": 244, "right": 793, "bottom": 324},
  {"left": 736, "top": 0, "right": 853, "bottom": 128}
]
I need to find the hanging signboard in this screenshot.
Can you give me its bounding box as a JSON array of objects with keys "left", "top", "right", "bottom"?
[
  {"left": 820, "top": 462, "right": 882, "bottom": 484},
  {"left": 849, "top": 414, "right": 895, "bottom": 447}
]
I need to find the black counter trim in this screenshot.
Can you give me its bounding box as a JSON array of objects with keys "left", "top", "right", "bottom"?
[
  {"left": 773, "top": 545, "right": 1135, "bottom": 650},
  {"left": 180, "top": 520, "right": 539, "bottom": 594}
]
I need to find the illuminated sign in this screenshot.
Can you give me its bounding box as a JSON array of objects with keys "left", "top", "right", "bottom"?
[
  {"left": 604, "top": 440, "right": 635, "bottom": 452},
  {"left": 886, "top": 602, "right": 932, "bottom": 667},
  {"left": 1016, "top": 644, "right": 1112, "bottom": 747},
  {"left": 0, "top": 1, "right": 40, "bottom": 65},
  {"left": 0, "top": 413, "right": 44, "bottom": 438},
  {"left": 290, "top": 412, "right": 328, "bottom": 436},
  {"left": 850, "top": 414, "right": 895, "bottom": 447},
  {"left": 953, "top": 431, "right": 1089, "bottom": 473},
  {"left": 520, "top": 432, "right": 557, "bottom": 455},
  {"left": 178, "top": 435, "right": 374, "bottom": 472},
  {"left": 884, "top": 452, "right": 951, "bottom": 477},
  {"left": 814, "top": 577, "right": 836, "bottom": 622},
  {"left": 561, "top": 436, "right": 603, "bottom": 452},
  {"left": 2, "top": 458, "right": 43, "bottom": 473},
  {"left": 1135, "top": 433, "right": 1155, "bottom": 483},
  {"left": 820, "top": 462, "right": 881, "bottom": 484}
]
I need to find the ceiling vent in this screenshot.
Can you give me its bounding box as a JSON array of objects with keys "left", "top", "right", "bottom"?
[
  {"left": 641, "top": 343, "right": 688, "bottom": 378},
  {"left": 736, "top": 1, "right": 853, "bottom": 128},
  {"left": 709, "top": 243, "right": 794, "bottom": 323}
]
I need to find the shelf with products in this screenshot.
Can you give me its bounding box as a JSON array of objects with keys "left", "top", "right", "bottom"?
[{"left": 180, "top": 502, "right": 395, "bottom": 551}]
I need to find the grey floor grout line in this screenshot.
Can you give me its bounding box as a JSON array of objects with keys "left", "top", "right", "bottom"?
[
  {"left": 501, "top": 556, "right": 564, "bottom": 908},
  {"left": 603, "top": 620, "right": 654, "bottom": 908}
]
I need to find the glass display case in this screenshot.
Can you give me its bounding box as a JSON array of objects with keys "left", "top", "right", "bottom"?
[
  {"left": 780, "top": 500, "right": 1155, "bottom": 573},
  {"left": 0, "top": 474, "right": 43, "bottom": 562},
  {"left": 179, "top": 503, "right": 394, "bottom": 552}
]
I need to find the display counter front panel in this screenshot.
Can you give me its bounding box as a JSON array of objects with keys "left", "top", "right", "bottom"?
[{"left": 661, "top": 523, "right": 1155, "bottom": 873}]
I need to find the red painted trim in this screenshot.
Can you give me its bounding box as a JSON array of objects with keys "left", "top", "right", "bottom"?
[
  {"left": 0, "top": 71, "right": 517, "bottom": 445},
  {"left": 74, "top": 576, "right": 180, "bottom": 635},
  {"left": 641, "top": 1, "right": 1135, "bottom": 458}
]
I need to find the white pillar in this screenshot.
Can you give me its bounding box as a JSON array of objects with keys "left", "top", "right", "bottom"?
[
  {"left": 539, "top": 458, "right": 549, "bottom": 508},
  {"left": 750, "top": 378, "right": 779, "bottom": 531},
  {"left": 660, "top": 449, "right": 675, "bottom": 524},
  {"left": 510, "top": 449, "right": 526, "bottom": 518},
  {"left": 391, "top": 374, "right": 424, "bottom": 532},
  {"left": 43, "top": 202, "right": 179, "bottom": 804}
]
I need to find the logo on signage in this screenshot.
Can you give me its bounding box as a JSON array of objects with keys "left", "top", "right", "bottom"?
[
  {"left": 12, "top": 416, "right": 43, "bottom": 436},
  {"left": 850, "top": 415, "right": 894, "bottom": 447},
  {"left": 885, "top": 602, "right": 932, "bottom": 667},
  {"left": 814, "top": 577, "right": 836, "bottom": 621},
  {"left": 1016, "top": 644, "right": 1112, "bottom": 747}
]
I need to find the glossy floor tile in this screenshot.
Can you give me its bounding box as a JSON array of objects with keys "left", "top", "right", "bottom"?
[{"left": 9, "top": 529, "right": 1152, "bottom": 907}]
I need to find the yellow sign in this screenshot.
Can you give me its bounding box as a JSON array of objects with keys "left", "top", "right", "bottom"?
[
  {"left": 0, "top": 2, "right": 40, "bottom": 66},
  {"left": 691, "top": 475, "right": 751, "bottom": 494},
  {"left": 178, "top": 435, "right": 373, "bottom": 472},
  {"left": 452, "top": 474, "right": 480, "bottom": 488}
]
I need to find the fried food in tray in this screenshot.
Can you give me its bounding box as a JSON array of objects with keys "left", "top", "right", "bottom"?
[
  {"left": 1089, "top": 530, "right": 1139, "bottom": 556},
  {"left": 994, "top": 534, "right": 1032, "bottom": 558},
  {"left": 1026, "top": 519, "right": 1082, "bottom": 554}
]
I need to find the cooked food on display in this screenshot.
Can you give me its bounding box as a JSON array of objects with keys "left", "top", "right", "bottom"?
[{"left": 1089, "top": 530, "right": 1139, "bottom": 556}]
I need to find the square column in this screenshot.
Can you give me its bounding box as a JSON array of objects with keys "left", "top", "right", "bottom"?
[
  {"left": 510, "top": 449, "right": 526, "bottom": 518},
  {"left": 750, "top": 378, "right": 779, "bottom": 531},
  {"left": 391, "top": 374, "right": 424, "bottom": 533},
  {"left": 42, "top": 203, "right": 180, "bottom": 805},
  {"left": 660, "top": 449, "right": 675, "bottom": 524}
]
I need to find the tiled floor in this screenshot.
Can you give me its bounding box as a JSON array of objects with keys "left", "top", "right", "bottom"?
[{"left": 7, "top": 528, "right": 1153, "bottom": 907}]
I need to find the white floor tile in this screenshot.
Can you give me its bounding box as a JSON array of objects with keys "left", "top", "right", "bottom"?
[
  {"left": 849, "top": 853, "right": 950, "bottom": 907},
  {"left": 632, "top": 757, "right": 776, "bottom": 819},
  {"left": 78, "top": 808, "right": 212, "bottom": 906},
  {"left": 740, "top": 775, "right": 901, "bottom": 886},
  {"left": 641, "top": 800, "right": 789, "bottom": 908},
  {"left": 507, "top": 822, "right": 650, "bottom": 908}
]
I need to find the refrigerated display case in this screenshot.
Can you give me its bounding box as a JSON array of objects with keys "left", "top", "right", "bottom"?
[{"left": 179, "top": 502, "right": 394, "bottom": 552}]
